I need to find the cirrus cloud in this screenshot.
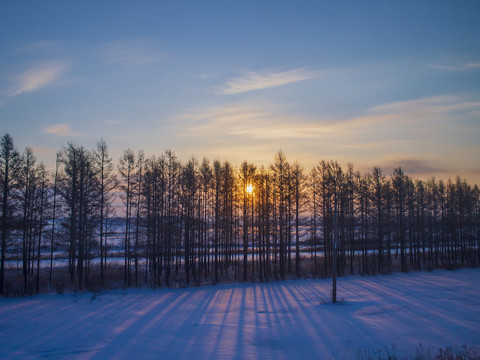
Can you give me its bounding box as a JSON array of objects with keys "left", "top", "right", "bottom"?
[
  {"left": 430, "top": 60, "right": 480, "bottom": 72},
  {"left": 218, "top": 68, "right": 318, "bottom": 95},
  {"left": 170, "top": 93, "right": 480, "bottom": 182},
  {"left": 43, "top": 123, "right": 83, "bottom": 137},
  {"left": 9, "top": 61, "right": 68, "bottom": 96}
]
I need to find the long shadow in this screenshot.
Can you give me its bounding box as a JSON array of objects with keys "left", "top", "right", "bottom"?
[
  {"left": 2, "top": 270, "right": 479, "bottom": 359},
  {"left": 281, "top": 280, "right": 366, "bottom": 357},
  {"left": 87, "top": 290, "right": 193, "bottom": 359},
  {"left": 235, "top": 285, "right": 246, "bottom": 359},
  {"left": 207, "top": 287, "right": 239, "bottom": 359},
  {"left": 176, "top": 286, "right": 238, "bottom": 359},
  {"left": 341, "top": 273, "right": 480, "bottom": 344},
  {"left": 129, "top": 285, "right": 244, "bottom": 360}
]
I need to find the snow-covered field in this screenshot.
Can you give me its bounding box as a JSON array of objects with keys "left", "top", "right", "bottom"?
[{"left": 1, "top": 269, "right": 479, "bottom": 359}]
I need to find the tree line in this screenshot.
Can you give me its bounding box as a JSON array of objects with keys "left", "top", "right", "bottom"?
[{"left": 1, "top": 133, "right": 479, "bottom": 295}]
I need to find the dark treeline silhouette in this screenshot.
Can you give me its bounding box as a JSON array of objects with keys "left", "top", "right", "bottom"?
[{"left": 1, "top": 133, "right": 479, "bottom": 295}]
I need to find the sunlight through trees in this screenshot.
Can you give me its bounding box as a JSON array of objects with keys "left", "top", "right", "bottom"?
[{"left": 1, "top": 133, "right": 479, "bottom": 294}]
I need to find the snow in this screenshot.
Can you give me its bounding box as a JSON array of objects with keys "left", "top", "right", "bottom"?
[{"left": 1, "top": 269, "right": 479, "bottom": 359}]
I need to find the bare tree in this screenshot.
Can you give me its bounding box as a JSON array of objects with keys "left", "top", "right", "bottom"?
[
  {"left": 372, "top": 167, "right": 385, "bottom": 273},
  {"left": 240, "top": 161, "right": 256, "bottom": 281},
  {"left": 93, "top": 139, "right": 115, "bottom": 286},
  {"left": 133, "top": 150, "right": 145, "bottom": 287},
  {"left": 59, "top": 144, "right": 98, "bottom": 289},
  {"left": 35, "top": 163, "right": 48, "bottom": 293},
  {"left": 180, "top": 157, "right": 199, "bottom": 285},
  {"left": 291, "top": 161, "right": 305, "bottom": 278},
  {"left": 19, "top": 147, "right": 37, "bottom": 290},
  {"left": 2, "top": 132, "right": 480, "bottom": 292},
  {"left": 271, "top": 151, "right": 289, "bottom": 280},
  {"left": 0, "top": 134, "right": 21, "bottom": 295},
  {"left": 49, "top": 152, "right": 60, "bottom": 284},
  {"left": 118, "top": 149, "right": 136, "bottom": 286}
]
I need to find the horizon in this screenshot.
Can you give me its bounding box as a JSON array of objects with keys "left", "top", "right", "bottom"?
[
  {"left": 1, "top": 1, "right": 479, "bottom": 184},
  {"left": 3, "top": 133, "right": 480, "bottom": 188}
]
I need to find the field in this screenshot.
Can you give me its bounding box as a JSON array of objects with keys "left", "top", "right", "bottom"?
[{"left": 0, "top": 269, "right": 479, "bottom": 359}]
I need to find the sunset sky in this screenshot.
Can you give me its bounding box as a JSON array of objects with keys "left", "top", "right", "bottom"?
[{"left": 1, "top": 1, "right": 479, "bottom": 183}]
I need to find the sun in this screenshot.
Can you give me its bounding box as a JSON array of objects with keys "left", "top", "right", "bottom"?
[{"left": 246, "top": 184, "right": 254, "bottom": 194}]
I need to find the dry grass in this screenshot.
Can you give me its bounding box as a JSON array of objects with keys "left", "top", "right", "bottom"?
[
  {"left": 342, "top": 344, "right": 479, "bottom": 360},
  {"left": 1, "top": 254, "right": 476, "bottom": 297}
]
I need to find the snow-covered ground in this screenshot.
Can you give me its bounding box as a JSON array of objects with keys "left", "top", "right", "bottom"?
[{"left": 1, "top": 269, "right": 479, "bottom": 359}]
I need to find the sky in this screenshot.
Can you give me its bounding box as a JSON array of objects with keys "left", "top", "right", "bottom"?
[{"left": 1, "top": 1, "right": 479, "bottom": 184}]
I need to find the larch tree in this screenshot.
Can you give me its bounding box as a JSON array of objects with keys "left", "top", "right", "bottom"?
[
  {"left": 213, "top": 160, "right": 222, "bottom": 283},
  {"left": 0, "top": 134, "right": 21, "bottom": 295},
  {"left": 49, "top": 152, "right": 60, "bottom": 284},
  {"left": 58, "top": 143, "right": 98, "bottom": 289},
  {"left": 240, "top": 161, "right": 256, "bottom": 281},
  {"left": 372, "top": 166, "right": 385, "bottom": 273},
  {"left": 133, "top": 150, "right": 145, "bottom": 287},
  {"left": 19, "top": 147, "right": 37, "bottom": 290},
  {"left": 291, "top": 161, "right": 305, "bottom": 278},
  {"left": 118, "top": 149, "right": 136, "bottom": 286},
  {"left": 271, "top": 151, "right": 289, "bottom": 280},
  {"left": 35, "top": 163, "right": 48, "bottom": 293},
  {"left": 93, "top": 139, "right": 116, "bottom": 286}
]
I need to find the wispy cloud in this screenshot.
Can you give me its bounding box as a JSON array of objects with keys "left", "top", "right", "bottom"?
[
  {"left": 174, "top": 102, "right": 326, "bottom": 140},
  {"left": 43, "top": 123, "right": 83, "bottom": 137},
  {"left": 100, "top": 40, "right": 161, "bottom": 66},
  {"left": 175, "top": 94, "right": 480, "bottom": 140},
  {"left": 170, "top": 93, "right": 480, "bottom": 178},
  {"left": 430, "top": 61, "right": 480, "bottom": 71},
  {"left": 218, "top": 68, "right": 318, "bottom": 95},
  {"left": 9, "top": 61, "right": 67, "bottom": 96},
  {"left": 360, "top": 95, "right": 480, "bottom": 125}
]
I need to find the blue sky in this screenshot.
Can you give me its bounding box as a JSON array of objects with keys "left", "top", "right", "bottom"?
[{"left": 1, "top": 1, "right": 479, "bottom": 183}]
